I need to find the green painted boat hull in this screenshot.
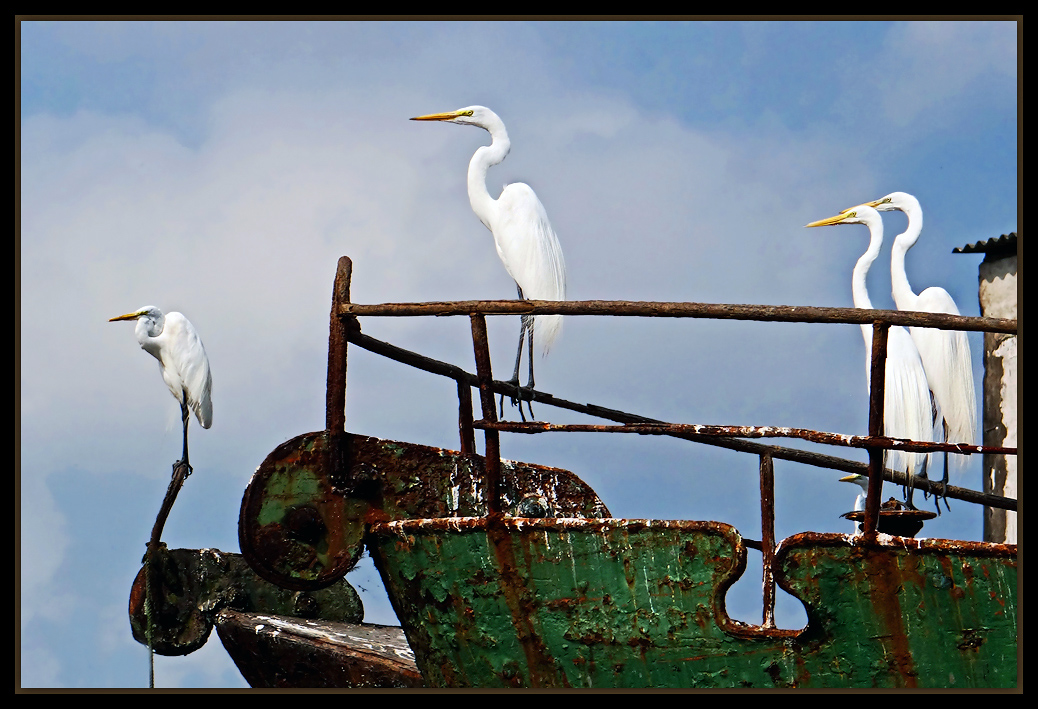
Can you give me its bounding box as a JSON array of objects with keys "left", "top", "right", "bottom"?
[{"left": 369, "top": 517, "right": 1017, "bottom": 688}]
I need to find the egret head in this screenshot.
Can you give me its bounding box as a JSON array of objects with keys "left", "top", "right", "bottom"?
[
  {"left": 864, "top": 191, "right": 919, "bottom": 214},
  {"left": 839, "top": 473, "right": 870, "bottom": 492},
  {"left": 110, "top": 306, "right": 166, "bottom": 339},
  {"left": 109, "top": 306, "right": 161, "bottom": 323},
  {"left": 411, "top": 105, "right": 503, "bottom": 132}
]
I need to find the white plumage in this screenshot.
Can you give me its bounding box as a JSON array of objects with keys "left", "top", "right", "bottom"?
[
  {"left": 864, "top": 192, "right": 977, "bottom": 475},
  {"left": 807, "top": 205, "right": 933, "bottom": 503},
  {"left": 412, "top": 106, "right": 566, "bottom": 418},
  {"left": 111, "top": 305, "right": 212, "bottom": 468}
]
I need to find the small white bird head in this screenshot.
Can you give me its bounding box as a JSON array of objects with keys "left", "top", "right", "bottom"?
[
  {"left": 109, "top": 305, "right": 159, "bottom": 322},
  {"left": 839, "top": 473, "right": 870, "bottom": 493},
  {"left": 411, "top": 105, "right": 503, "bottom": 132},
  {"left": 109, "top": 306, "right": 164, "bottom": 335},
  {"left": 863, "top": 191, "right": 919, "bottom": 214},
  {"left": 805, "top": 204, "right": 881, "bottom": 229}
]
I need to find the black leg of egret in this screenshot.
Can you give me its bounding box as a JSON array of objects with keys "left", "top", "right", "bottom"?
[
  {"left": 937, "top": 448, "right": 951, "bottom": 514},
  {"left": 500, "top": 284, "right": 533, "bottom": 422},
  {"left": 177, "top": 396, "right": 193, "bottom": 478},
  {"left": 903, "top": 451, "right": 924, "bottom": 511},
  {"left": 524, "top": 316, "right": 536, "bottom": 420},
  {"left": 499, "top": 315, "right": 528, "bottom": 422}
]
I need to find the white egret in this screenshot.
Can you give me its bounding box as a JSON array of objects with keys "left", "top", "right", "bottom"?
[
  {"left": 806, "top": 206, "right": 933, "bottom": 508},
  {"left": 839, "top": 473, "right": 870, "bottom": 535},
  {"left": 110, "top": 306, "right": 212, "bottom": 473},
  {"left": 862, "top": 191, "right": 977, "bottom": 503},
  {"left": 411, "top": 106, "right": 567, "bottom": 420}
]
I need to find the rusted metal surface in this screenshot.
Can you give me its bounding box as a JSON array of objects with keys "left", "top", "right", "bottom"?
[
  {"left": 758, "top": 453, "right": 776, "bottom": 628},
  {"left": 342, "top": 299, "right": 1017, "bottom": 334},
  {"left": 128, "top": 547, "right": 363, "bottom": 656},
  {"left": 368, "top": 517, "right": 1017, "bottom": 688},
  {"left": 238, "top": 431, "right": 368, "bottom": 591},
  {"left": 472, "top": 420, "right": 1010, "bottom": 457},
  {"left": 774, "top": 533, "right": 1018, "bottom": 688},
  {"left": 842, "top": 500, "right": 937, "bottom": 538},
  {"left": 326, "top": 256, "right": 352, "bottom": 434},
  {"left": 239, "top": 431, "right": 611, "bottom": 591},
  {"left": 865, "top": 322, "right": 890, "bottom": 534},
  {"left": 469, "top": 313, "right": 503, "bottom": 517},
  {"left": 215, "top": 610, "right": 423, "bottom": 688}
]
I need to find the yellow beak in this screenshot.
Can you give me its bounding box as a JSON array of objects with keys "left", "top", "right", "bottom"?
[
  {"left": 109, "top": 310, "right": 143, "bottom": 322},
  {"left": 410, "top": 110, "right": 465, "bottom": 122},
  {"left": 805, "top": 212, "right": 853, "bottom": 228}
]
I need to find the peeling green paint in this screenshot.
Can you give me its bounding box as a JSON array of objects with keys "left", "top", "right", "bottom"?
[{"left": 370, "top": 519, "right": 1017, "bottom": 689}]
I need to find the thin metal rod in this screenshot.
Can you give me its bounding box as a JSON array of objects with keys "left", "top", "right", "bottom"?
[
  {"left": 864, "top": 322, "right": 889, "bottom": 535},
  {"left": 470, "top": 314, "right": 503, "bottom": 518},
  {"left": 326, "top": 257, "right": 353, "bottom": 433},
  {"left": 472, "top": 421, "right": 1016, "bottom": 511},
  {"left": 759, "top": 453, "right": 776, "bottom": 629},
  {"left": 470, "top": 420, "right": 1008, "bottom": 457},
  {"left": 457, "top": 379, "right": 475, "bottom": 455},
  {"left": 342, "top": 299, "right": 1016, "bottom": 334}
]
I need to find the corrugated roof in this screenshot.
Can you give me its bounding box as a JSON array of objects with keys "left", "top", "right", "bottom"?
[{"left": 953, "top": 232, "right": 1017, "bottom": 257}]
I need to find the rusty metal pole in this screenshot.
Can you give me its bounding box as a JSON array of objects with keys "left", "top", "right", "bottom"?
[
  {"left": 469, "top": 314, "right": 503, "bottom": 517},
  {"left": 759, "top": 452, "right": 776, "bottom": 628},
  {"left": 457, "top": 379, "right": 476, "bottom": 455},
  {"left": 864, "top": 322, "right": 889, "bottom": 535},
  {"left": 327, "top": 257, "right": 353, "bottom": 434}
]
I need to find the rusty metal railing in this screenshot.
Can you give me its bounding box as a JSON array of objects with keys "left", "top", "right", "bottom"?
[{"left": 326, "top": 257, "right": 1018, "bottom": 627}]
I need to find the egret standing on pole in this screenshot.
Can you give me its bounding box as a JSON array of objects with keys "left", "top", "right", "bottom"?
[
  {"left": 860, "top": 191, "right": 977, "bottom": 507},
  {"left": 411, "top": 106, "right": 567, "bottom": 421},
  {"left": 805, "top": 205, "right": 934, "bottom": 508},
  {"left": 110, "top": 306, "right": 212, "bottom": 473}
]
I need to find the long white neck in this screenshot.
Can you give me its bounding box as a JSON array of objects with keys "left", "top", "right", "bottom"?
[
  {"left": 851, "top": 214, "right": 884, "bottom": 312},
  {"left": 136, "top": 311, "right": 165, "bottom": 361},
  {"left": 890, "top": 199, "right": 923, "bottom": 310},
  {"left": 466, "top": 120, "right": 511, "bottom": 231},
  {"left": 851, "top": 214, "right": 884, "bottom": 349}
]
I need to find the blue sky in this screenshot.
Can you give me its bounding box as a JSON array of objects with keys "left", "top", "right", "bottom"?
[{"left": 19, "top": 19, "right": 1017, "bottom": 688}]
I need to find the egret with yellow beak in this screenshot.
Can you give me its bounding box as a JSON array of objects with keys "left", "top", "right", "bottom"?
[
  {"left": 110, "top": 306, "right": 212, "bottom": 473},
  {"left": 411, "top": 106, "right": 566, "bottom": 421},
  {"left": 806, "top": 205, "right": 933, "bottom": 507}
]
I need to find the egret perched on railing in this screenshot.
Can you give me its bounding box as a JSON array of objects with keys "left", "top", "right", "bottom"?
[
  {"left": 857, "top": 191, "right": 977, "bottom": 508},
  {"left": 806, "top": 205, "right": 933, "bottom": 508},
  {"left": 411, "top": 105, "right": 567, "bottom": 421},
  {"left": 110, "top": 306, "right": 212, "bottom": 473}
]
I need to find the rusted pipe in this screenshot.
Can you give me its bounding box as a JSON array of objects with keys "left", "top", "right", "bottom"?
[
  {"left": 470, "top": 421, "right": 1011, "bottom": 457},
  {"left": 457, "top": 379, "right": 475, "bottom": 455},
  {"left": 759, "top": 453, "right": 776, "bottom": 629},
  {"left": 341, "top": 299, "right": 1016, "bottom": 334},
  {"left": 864, "top": 322, "right": 890, "bottom": 535},
  {"left": 471, "top": 420, "right": 1016, "bottom": 511},
  {"left": 470, "top": 314, "right": 503, "bottom": 517},
  {"left": 326, "top": 256, "right": 353, "bottom": 434}
]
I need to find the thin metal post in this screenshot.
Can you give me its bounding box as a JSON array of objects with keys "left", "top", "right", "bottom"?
[
  {"left": 759, "top": 452, "right": 776, "bottom": 628},
  {"left": 457, "top": 378, "right": 475, "bottom": 455},
  {"left": 327, "top": 256, "right": 353, "bottom": 433},
  {"left": 470, "top": 314, "right": 503, "bottom": 517},
  {"left": 864, "top": 321, "right": 889, "bottom": 535}
]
